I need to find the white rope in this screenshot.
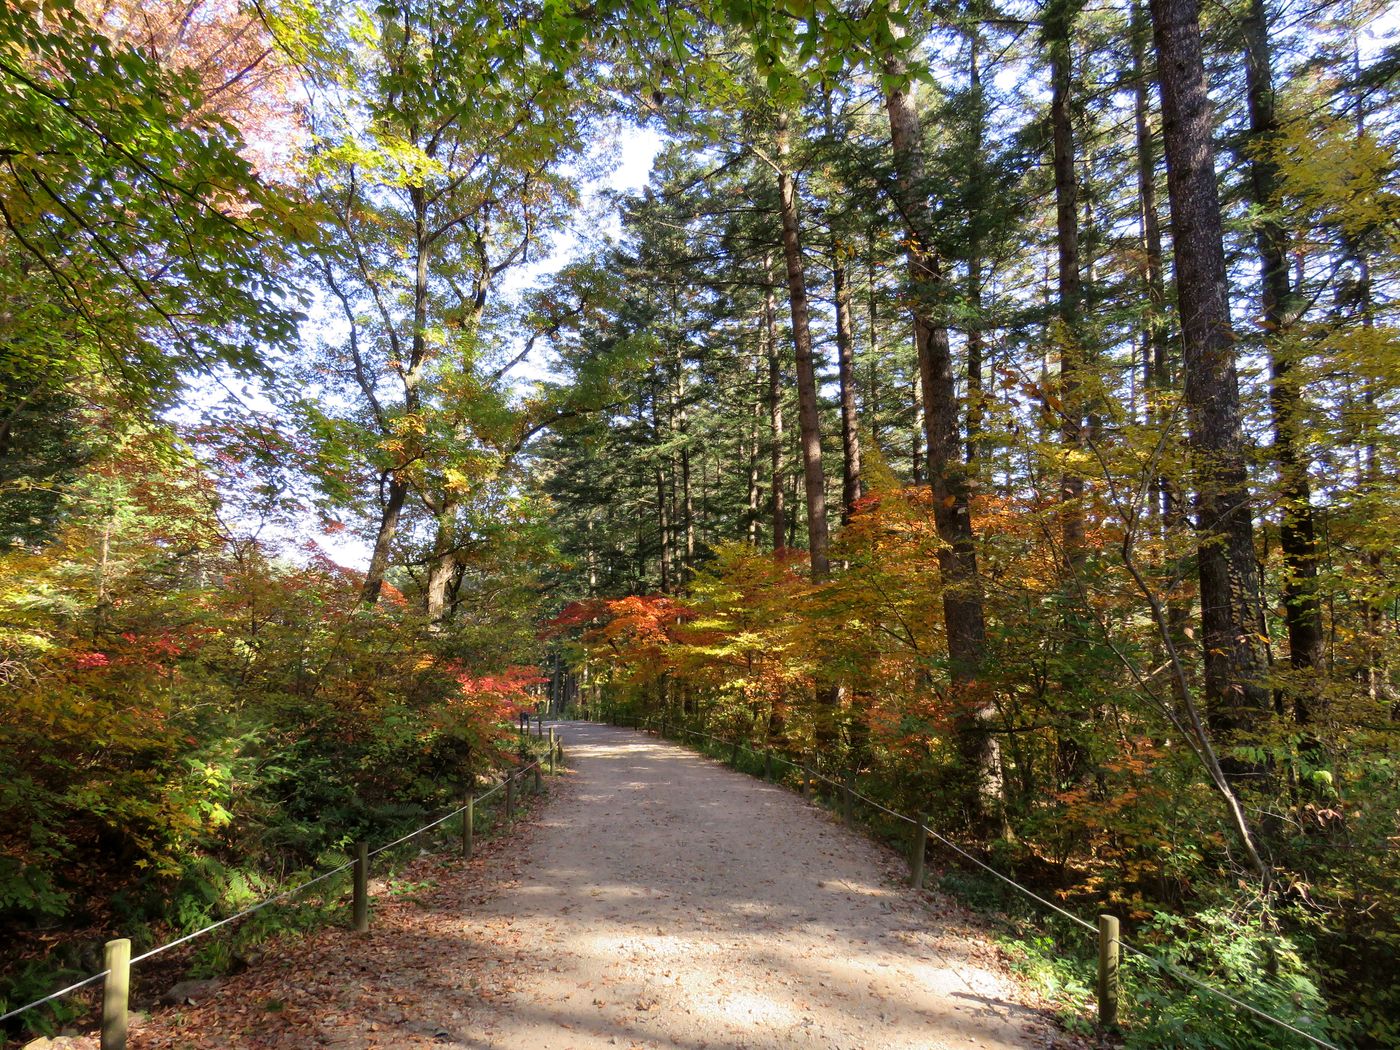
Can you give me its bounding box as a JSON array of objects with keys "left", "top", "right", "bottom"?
[
  {"left": 0, "top": 971, "right": 108, "bottom": 1023},
  {"left": 370, "top": 762, "right": 536, "bottom": 858},
  {"left": 1117, "top": 942, "right": 1340, "bottom": 1050},
  {"left": 131, "top": 861, "right": 356, "bottom": 964},
  {"left": 369, "top": 810, "right": 463, "bottom": 858},
  {"left": 0, "top": 761, "right": 540, "bottom": 1022},
  {"left": 3, "top": 856, "right": 361, "bottom": 1018}
]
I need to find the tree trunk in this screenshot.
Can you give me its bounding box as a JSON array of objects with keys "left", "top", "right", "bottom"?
[
  {"left": 966, "top": 276, "right": 985, "bottom": 467},
  {"left": 965, "top": 33, "right": 986, "bottom": 468},
  {"left": 1049, "top": 0, "right": 1086, "bottom": 568},
  {"left": 424, "top": 518, "right": 457, "bottom": 625},
  {"left": 363, "top": 187, "right": 433, "bottom": 606},
  {"left": 682, "top": 443, "right": 694, "bottom": 566},
  {"left": 673, "top": 329, "right": 695, "bottom": 571},
  {"left": 1243, "top": 0, "right": 1323, "bottom": 737},
  {"left": 833, "top": 237, "right": 863, "bottom": 523},
  {"left": 883, "top": 44, "right": 997, "bottom": 826},
  {"left": 669, "top": 453, "right": 679, "bottom": 585},
  {"left": 867, "top": 226, "right": 882, "bottom": 451},
  {"left": 94, "top": 507, "right": 113, "bottom": 637},
  {"left": 774, "top": 113, "right": 831, "bottom": 580},
  {"left": 652, "top": 383, "right": 672, "bottom": 592},
  {"left": 1047, "top": 0, "right": 1092, "bottom": 790},
  {"left": 747, "top": 353, "right": 762, "bottom": 545},
  {"left": 634, "top": 467, "right": 646, "bottom": 588},
  {"left": 362, "top": 474, "right": 409, "bottom": 604},
  {"left": 786, "top": 469, "right": 800, "bottom": 549},
  {"left": 911, "top": 361, "right": 923, "bottom": 486},
  {"left": 586, "top": 514, "right": 598, "bottom": 596},
  {"left": 1132, "top": 0, "right": 1171, "bottom": 503},
  {"left": 680, "top": 437, "right": 694, "bottom": 570},
  {"left": 701, "top": 450, "right": 711, "bottom": 551},
  {"left": 1335, "top": 42, "right": 1392, "bottom": 713},
  {"left": 1149, "top": 0, "right": 1272, "bottom": 770},
  {"left": 765, "top": 255, "right": 785, "bottom": 551},
  {"left": 656, "top": 462, "right": 671, "bottom": 592}
]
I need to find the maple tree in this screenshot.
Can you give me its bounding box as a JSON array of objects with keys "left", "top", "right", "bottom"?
[{"left": 0, "top": 435, "right": 551, "bottom": 1033}]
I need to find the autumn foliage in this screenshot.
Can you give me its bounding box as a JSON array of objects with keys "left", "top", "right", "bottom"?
[
  {"left": 0, "top": 435, "right": 542, "bottom": 1026},
  {"left": 557, "top": 475, "right": 1400, "bottom": 1046}
]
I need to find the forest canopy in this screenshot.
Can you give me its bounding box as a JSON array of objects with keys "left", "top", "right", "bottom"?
[{"left": 1, "top": 0, "right": 1398, "bottom": 1045}]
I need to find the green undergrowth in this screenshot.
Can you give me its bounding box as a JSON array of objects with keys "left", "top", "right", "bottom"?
[
  {"left": 1, "top": 762, "right": 558, "bottom": 1045},
  {"left": 937, "top": 867, "right": 1343, "bottom": 1050}
]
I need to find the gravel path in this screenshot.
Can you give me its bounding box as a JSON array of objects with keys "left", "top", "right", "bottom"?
[
  {"left": 115, "top": 721, "right": 1051, "bottom": 1050},
  {"left": 466, "top": 721, "right": 1046, "bottom": 1050}
]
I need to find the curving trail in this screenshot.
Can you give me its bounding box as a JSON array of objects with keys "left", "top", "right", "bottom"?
[
  {"left": 127, "top": 721, "right": 1051, "bottom": 1050},
  {"left": 464, "top": 721, "right": 1046, "bottom": 1050}
]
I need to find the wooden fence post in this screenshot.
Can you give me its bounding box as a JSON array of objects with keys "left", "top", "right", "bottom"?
[
  {"left": 101, "top": 937, "right": 130, "bottom": 1050},
  {"left": 461, "top": 791, "right": 474, "bottom": 860},
  {"left": 537, "top": 713, "right": 543, "bottom": 737},
  {"left": 800, "top": 765, "right": 810, "bottom": 798},
  {"left": 910, "top": 823, "right": 927, "bottom": 889},
  {"left": 352, "top": 842, "right": 369, "bottom": 932},
  {"left": 533, "top": 761, "right": 542, "bottom": 793},
  {"left": 841, "top": 772, "right": 854, "bottom": 826},
  {"left": 506, "top": 774, "right": 515, "bottom": 821},
  {"left": 730, "top": 740, "right": 739, "bottom": 766},
  {"left": 557, "top": 742, "right": 565, "bottom": 768},
  {"left": 549, "top": 728, "right": 557, "bottom": 774},
  {"left": 764, "top": 749, "right": 773, "bottom": 782},
  {"left": 1098, "top": 914, "right": 1120, "bottom": 1027}
]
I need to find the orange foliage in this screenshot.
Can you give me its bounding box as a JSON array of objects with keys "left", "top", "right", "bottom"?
[{"left": 81, "top": 0, "right": 304, "bottom": 175}]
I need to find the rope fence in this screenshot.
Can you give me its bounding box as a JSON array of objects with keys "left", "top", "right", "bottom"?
[
  {"left": 1, "top": 720, "right": 566, "bottom": 1050},
  {"left": 600, "top": 708, "right": 1340, "bottom": 1050}
]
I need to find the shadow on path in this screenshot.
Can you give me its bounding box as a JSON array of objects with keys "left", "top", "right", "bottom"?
[{"left": 459, "top": 721, "right": 1046, "bottom": 1050}]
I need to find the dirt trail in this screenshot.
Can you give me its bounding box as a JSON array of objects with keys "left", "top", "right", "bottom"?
[
  {"left": 121, "top": 721, "right": 1050, "bottom": 1050},
  {"left": 464, "top": 721, "right": 1045, "bottom": 1050}
]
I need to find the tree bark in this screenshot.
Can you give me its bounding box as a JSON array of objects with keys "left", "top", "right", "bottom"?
[
  {"left": 882, "top": 44, "right": 997, "bottom": 825},
  {"left": 965, "top": 32, "right": 987, "bottom": 468},
  {"left": 1131, "top": 0, "right": 1172, "bottom": 506},
  {"left": 786, "top": 468, "right": 800, "bottom": 550},
  {"left": 764, "top": 255, "right": 785, "bottom": 551},
  {"left": 866, "top": 226, "right": 882, "bottom": 452},
  {"left": 911, "top": 363, "right": 924, "bottom": 486},
  {"left": 833, "top": 237, "right": 863, "bottom": 523},
  {"left": 656, "top": 462, "right": 671, "bottom": 592},
  {"left": 679, "top": 417, "right": 694, "bottom": 569},
  {"left": 652, "top": 382, "right": 672, "bottom": 592},
  {"left": 747, "top": 353, "right": 762, "bottom": 545},
  {"left": 1149, "top": 0, "right": 1272, "bottom": 769},
  {"left": 1243, "top": 0, "right": 1324, "bottom": 736},
  {"left": 1048, "top": 0, "right": 1086, "bottom": 569},
  {"left": 424, "top": 517, "right": 458, "bottom": 624},
  {"left": 586, "top": 514, "right": 597, "bottom": 596},
  {"left": 774, "top": 113, "right": 831, "bottom": 580},
  {"left": 362, "top": 473, "right": 409, "bottom": 604},
  {"left": 1046, "top": 0, "right": 1092, "bottom": 790},
  {"left": 362, "top": 186, "right": 433, "bottom": 605}
]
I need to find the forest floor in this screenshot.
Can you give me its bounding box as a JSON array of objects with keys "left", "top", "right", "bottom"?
[{"left": 38, "top": 722, "right": 1069, "bottom": 1050}]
